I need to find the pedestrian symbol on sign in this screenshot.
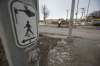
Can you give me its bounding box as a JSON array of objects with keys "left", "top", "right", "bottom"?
[{"left": 24, "top": 21, "right": 34, "bottom": 37}]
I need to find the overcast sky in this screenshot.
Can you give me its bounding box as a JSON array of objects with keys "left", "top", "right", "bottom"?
[{"left": 39, "top": 0, "right": 100, "bottom": 20}]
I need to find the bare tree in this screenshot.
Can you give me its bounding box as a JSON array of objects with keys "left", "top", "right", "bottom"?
[{"left": 41, "top": 4, "right": 49, "bottom": 24}]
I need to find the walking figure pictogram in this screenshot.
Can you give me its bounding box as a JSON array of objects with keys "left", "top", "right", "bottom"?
[{"left": 24, "top": 21, "right": 34, "bottom": 37}]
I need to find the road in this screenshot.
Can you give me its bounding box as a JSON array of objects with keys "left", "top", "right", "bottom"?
[
  {"left": 39, "top": 25, "right": 100, "bottom": 40},
  {"left": 39, "top": 25, "right": 100, "bottom": 66}
]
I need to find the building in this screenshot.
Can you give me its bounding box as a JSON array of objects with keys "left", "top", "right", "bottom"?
[{"left": 92, "top": 17, "right": 100, "bottom": 26}]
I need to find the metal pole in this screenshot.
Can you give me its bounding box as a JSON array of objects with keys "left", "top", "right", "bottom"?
[
  {"left": 76, "top": 0, "right": 79, "bottom": 22},
  {"left": 68, "top": 0, "right": 76, "bottom": 38},
  {"left": 86, "top": 0, "right": 90, "bottom": 16},
  {"left": 67, "top": 9, "right": 69, "bottom": 18},
  {"left": 86, "top": 0, "right": 90, "bottom": 22},
  {"left": 66, "top": 9, "right": 69, "bottom": 21}
]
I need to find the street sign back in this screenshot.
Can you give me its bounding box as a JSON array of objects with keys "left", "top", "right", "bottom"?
[{"left": 9, "top": 0, "right": 38, "bottom": 48}]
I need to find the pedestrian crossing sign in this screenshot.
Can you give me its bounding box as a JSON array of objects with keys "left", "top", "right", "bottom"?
[{"left": 9, "top": 0, "right": 38, "bottom": 48}]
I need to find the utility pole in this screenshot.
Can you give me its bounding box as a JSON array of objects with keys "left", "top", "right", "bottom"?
[
  {"left": 86, "top": 0, "right": 91, "bottom": 22},
  {"left": 75, "top": 0, "right": 79, "bottom": 22},
  {"left": 68, "top": 0, "right": 76, "bottom": 38},
  {"left": 66, "top": 9, "right": 69, "bottom": 18},
  {"left": 66, "top": 9, "right": 69, "bottom": 22}
]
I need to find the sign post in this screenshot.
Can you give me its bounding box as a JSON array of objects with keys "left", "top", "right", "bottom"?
[{"left": 0, "top": 0, "right": 39, "bottom": 66}]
